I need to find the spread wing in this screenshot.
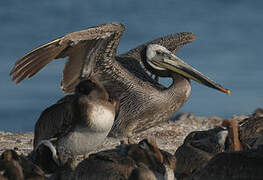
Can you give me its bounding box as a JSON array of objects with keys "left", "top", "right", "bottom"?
[
  {"left": 118, "top": 32, "right": 195, "bottom": 60},
  {"left": 10, "top": 23, "right": 125, "bottom": 93},
  {"left": 33, "top": 95, "right": 76, "bottom": 147}
]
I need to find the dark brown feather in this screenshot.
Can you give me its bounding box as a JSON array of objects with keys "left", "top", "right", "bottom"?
[
  {"left": 61, "top": 43, "right": 86, "bottom": 93},
  {"left": 118, "top": 32, "right": 195, "bottom": 60},
  {"left": 14, "top": 47, "right": 63, "bottom": 83},
  {"left": 10, "top": 23, "right": 125, "bottom": 92},
  {"left": 10, "top": 42, "right": 60, "bottom": 75},
  {"left": 33, "top": 95, "right": 77, "bottom": 147}
]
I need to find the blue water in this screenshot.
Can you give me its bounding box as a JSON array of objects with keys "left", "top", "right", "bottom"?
[{"left": 0, "top": 0, "right": 262, "bottom": 132}]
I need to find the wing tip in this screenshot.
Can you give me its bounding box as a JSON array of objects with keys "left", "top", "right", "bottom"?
[
  {"left": 177, "top": 32, "right": 196, "bottom": 41},
  {"left": 97, "top": 22, "right": 125, "bottom": 33},
  {"left": 10, "top": 38, "right": 65, "bottom": 84},
  {"left": 187, "top": 32, "right": 196, "bottom": 41},
  {"left": 111, "top": 22, "right": 125, "bottom": 30}
]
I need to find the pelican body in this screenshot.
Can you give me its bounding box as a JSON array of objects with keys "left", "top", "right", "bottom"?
[
  {"left": 1, "top": 150, "right": 45, "bottom": 180},
  {"left": 33, "top": 79, "right": 119, "bottom": 163},
  {"left": 74, "top": 138, "right": 176, "bottom": 180},
  {"left": 10, "top": 23, "right": 230, "bottom": 138}
]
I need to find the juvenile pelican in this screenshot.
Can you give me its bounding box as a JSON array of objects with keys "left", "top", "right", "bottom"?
[
  {"left": 191, "top": 146, "right": 263, "bottom": 180},
  {"left": 174, "top": 127, "right": 228, "bottom": 177},
  {"left": 1, "top": 150, "right": 45, "bottom": 180},
  {"left": 33, "top": 79, "right": 119, "bottom": 164},
  {"left": 74, "top": 138, "right": 176, "bottom": 180},
  {"left": 10, "top": 23, "right": 230, "bottom": 138}
]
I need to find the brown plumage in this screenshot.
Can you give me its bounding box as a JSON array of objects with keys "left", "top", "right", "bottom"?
[
  {"left": 239, "top": 116, "right": 263, "bottom": 148},
  {"left": 30, "top": 140, "right": 76, "bottom": 180},
  {"left": 253, "top": 108, "right": 263, "bottom": 118},
  {"left": 33, "top": 79, "right": 119, "bottom": 164},
  {"left": 48, "top": 158, "right": 76, "bottom": 180},
  {"left": 125, "top": 140, "right": 165, "bottom": 179},
  {"left": 0, "top": 159, "right": 24, "bottom": 180},
  {"left": 222, "top": 119, "right": 243, "bottom": 151},
  {"left": 120, "top": 137, "right": 176, "bottom": 179},
  {"left": 32, "top": 140, "right": 60, "bottom": 174},
  {"left": 128, "top": 162, "right": 157, "bottom": 180},
  {"left": 174, "top": 127, "right": 228, "bottom": 177},
  {"left": 0, "top": 150, "right": 45, "bottom": 180},
  {"left": 191, "top": 146, "right": 263, "bottom": 180},
  {"left": 74, "top": 150, "right": 137, "bottom": 180},
  {"left": 73, "top": 138, "right": 175, "bottom": 180},
  {"left": 10, "top": 22, "right": 229, "bottom": 139},
  {"left": 10, "top": 23, "right": 125, "bottom": 90}
]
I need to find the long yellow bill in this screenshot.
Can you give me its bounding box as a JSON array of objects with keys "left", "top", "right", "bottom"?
[{"left": 151, "top": 53, "right": 231, "bottom": 95}]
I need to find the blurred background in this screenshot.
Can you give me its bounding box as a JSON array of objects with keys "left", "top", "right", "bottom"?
[{"left": 0, "top": 0, "right": 262, "bottom": 132}]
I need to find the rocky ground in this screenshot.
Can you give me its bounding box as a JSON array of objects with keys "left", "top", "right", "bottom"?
[{"left": 0, "top": 113, "right": 249, "bottom": 156}]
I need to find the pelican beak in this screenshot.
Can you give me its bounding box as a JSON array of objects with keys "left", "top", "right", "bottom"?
[{"left": 151, "top": 53, "right": 231, "bottom": 95}]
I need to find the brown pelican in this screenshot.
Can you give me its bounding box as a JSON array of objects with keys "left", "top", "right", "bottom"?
[
  {"left": 130, "top": 138, "right": 176, "bottom": 180},
  {"left": 174, "top": 119, "right": 252, "bottom": 179},
  {"left": 74, "top": 150, "right": 137, "bottom": 180},
  {"left": 0, "top": 151, "right": 24, "bottom": 180},
  {"left": 0, "top": 159, "right": 24, "bottom": 180},
  {"left": 74, "top": 138, "right": 175, "bottom": 180},
  {"left": 191, "top": 146, "right": 263, "bottom": 180},
  {"left": 33, "top": 79, "right": 119, "bottom": 164},
  {"left": 30, "top": 140, "right": 76, "bottom": 180},
  {"left": 174, "top": 127, "right": 228, "bottom": 177},
  {"left": 0, "top": 150, "right": 45, "bottom": 180},
  {"left": 10, "top": 22, "right": 230, "bottom": 139},
  {"left": 239, "top": 115, "right": 263, "bottom": 148}
]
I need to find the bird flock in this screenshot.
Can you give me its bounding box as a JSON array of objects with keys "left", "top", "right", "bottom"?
[
  {"left": 1, "top": 114, "right": 263, "bottom": 180},
  {"left": 1, "top": 23, "right": 263, "bottom": 179}
]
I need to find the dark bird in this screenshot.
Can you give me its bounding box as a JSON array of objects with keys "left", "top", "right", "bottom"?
[
  {"left": 126, "top": 138, "right": 176, "bottom": 180},
  {"left": 0, "top": 159, "right": 24, "bottom": 180},
  {"left": 239, "top": 115, "right": 263, "bottom": 148},
  {"left": 0, "top": 150, "right": 45, "bottom": 180},
  {"left": 30, "top": 140, "right": 75, "bottom": 180},
  {"left": 174, "top": 127, "right": 228, "bottom": 177},
  {"left": 73, "top": 138, "right": 176, "bottom": 180},
  {"left": 10, "top": 22, "right": 230, "bottom": 139},
  {"left": 38, "top": 138, "right": 176, "bottom": 179},
  {"left": 31, "top": 140, "right": 60, "bottom": 174},
  {"left": 33, "top": 79, "right": 119, "bottom": 164},
  {"left": 191, "top": 146, "right": 263, "bottom": 180},
  {"left": 174, "top": 119, "right": 251, "bottom": 179}
]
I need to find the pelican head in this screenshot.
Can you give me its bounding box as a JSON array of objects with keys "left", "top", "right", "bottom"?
[
  {"left": 146, "top": 44, "right": 230, "bottom": 95},
  {"left": 75, "top": 79, "right": 109, "bottom": 100}
]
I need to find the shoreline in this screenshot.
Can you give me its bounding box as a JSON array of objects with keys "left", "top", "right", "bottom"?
[{"left": 0, "top": 113, "right": 249, "bottom": 156}]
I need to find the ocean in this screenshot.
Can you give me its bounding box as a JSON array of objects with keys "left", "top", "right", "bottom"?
[{"left": 0, "top": 0, "right": 262, "bottom": 132}]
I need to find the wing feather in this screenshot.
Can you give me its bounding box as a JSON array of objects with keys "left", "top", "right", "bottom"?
[
  {"left": 33, "top": 95, "right": 76, "bottom": 147},
  {"left": 61, "top": 40, "right": 100, "bottom": 93},
  {"left": 13, "top": 46, "right": 64, "bottom": 83},
  {"left": 118, "top": 32, "right": 195, "bottom": 60},
  {"left": 10, "top": 23, "right": 125, "bottom": 93},
  {"left": 10, "top": 41, "right": 60, "bottom": 74}
]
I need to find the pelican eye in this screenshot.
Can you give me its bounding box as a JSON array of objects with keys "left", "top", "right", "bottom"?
[{"left": 156, "top": 51, "right": 162, "bottom": 55}]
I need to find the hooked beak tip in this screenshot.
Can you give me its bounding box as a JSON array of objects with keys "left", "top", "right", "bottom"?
[{"left": 219, "top": 88, "right": 231, "bottom": 96}]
